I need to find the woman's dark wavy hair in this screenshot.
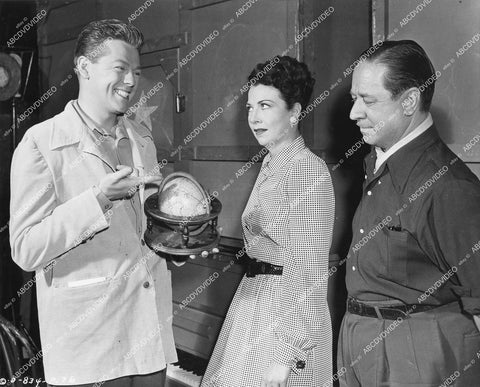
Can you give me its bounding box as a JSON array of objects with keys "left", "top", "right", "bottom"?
[
  {"left": 248, "top": 55, "right": 315, "bottom": 111},
  {"left": 74, "top": 19, "right": 143, "bottom": 65}
]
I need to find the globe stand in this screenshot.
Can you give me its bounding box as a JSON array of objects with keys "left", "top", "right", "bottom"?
[{"left": 144, "top": 193, "right": 222, "bottom": 257}]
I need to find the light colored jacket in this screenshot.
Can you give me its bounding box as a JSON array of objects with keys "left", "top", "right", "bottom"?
[{"left": 9, "top": 101, "right": 177, "bottom": 385}]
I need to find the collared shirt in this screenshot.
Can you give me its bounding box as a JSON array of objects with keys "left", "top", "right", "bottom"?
[
  {"left": 72, "top": 100, "right": 142, "bottom": 237},
  {"left": 346, "top": 124, "right": 480, "bottom": 315},
  {"left": 375, "top": 113, "right": 433, "bottom": 173}
]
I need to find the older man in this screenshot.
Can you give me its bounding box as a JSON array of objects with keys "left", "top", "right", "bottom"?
[
  {"left": 338, "top": 40, "right": 480, "bottom": 386},
  {"left": 10, "top": 20, "right": 176, "bottom": 386}
]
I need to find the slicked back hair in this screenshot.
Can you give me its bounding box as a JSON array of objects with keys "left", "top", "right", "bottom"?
[
  {"left": 74, "top": 19, "right": 143, "bottom": 65},
  {"left": 361, "top": 40, "right": 436, "bottom": 111}
]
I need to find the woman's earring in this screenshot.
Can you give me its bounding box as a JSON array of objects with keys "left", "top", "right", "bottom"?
[{"left": 290, "top": 116, "right": 298, "bottom": 125}]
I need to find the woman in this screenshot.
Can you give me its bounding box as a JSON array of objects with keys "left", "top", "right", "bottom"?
[{"left": 201, "top": 56, "right": 335, "bottom": 387}]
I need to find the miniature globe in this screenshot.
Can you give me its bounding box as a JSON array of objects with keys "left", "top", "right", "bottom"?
[
  {"left": 158, "top": 172, "right": 210, "bottom": 218},
  {"left": 144, "top": 171, "right": 222, "bottom": 256}
]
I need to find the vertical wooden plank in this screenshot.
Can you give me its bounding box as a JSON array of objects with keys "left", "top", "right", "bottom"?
[
  {"left": 287, "top": 0, "right": 301, "bottom": 60},
  {"left": 178, "top": 0, "right": 193, "bottom": 168},
  {"left": 296, "top": 0, "right": 314, "bottom": 146},
  {"left": 372, "top": 0, "right": 387, "bottom": 43}
]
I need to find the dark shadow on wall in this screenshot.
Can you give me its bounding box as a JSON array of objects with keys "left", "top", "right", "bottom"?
[{"left": 0, "top": 0, "right": 42, "bottom": 349}]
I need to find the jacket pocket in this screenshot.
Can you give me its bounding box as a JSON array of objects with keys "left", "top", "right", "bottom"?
[{"left": 53, "top": 276, "right": 118, "bottom": 302}]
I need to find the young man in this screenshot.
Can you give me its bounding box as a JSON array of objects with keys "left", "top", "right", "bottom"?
[
  {"left": 9, "top": 19, "right": 176, "bottom": 386},
  {"left": 339, "top": 40, "right": 480, "bottom": 386}
]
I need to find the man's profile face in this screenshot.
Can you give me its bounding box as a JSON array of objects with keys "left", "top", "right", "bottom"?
[
  {"left": 84, "top": 39, "right": 141, "bottom": 117},
  {"left": 350, "top": 61, "right": 409, "bottom": 151}
]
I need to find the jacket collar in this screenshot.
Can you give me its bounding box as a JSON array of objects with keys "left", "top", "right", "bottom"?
[
  {"left": 49, "top": 101, "right": 118, "bottom": 170},
  {"left": 365, "top": 124, "right": 441, "bottom": 193},
  {"left": 49, "top": 101, "right": 86, "bottom": 150},
  {"left": 49, "top": 100, "right": 152, "bottom": 171}
]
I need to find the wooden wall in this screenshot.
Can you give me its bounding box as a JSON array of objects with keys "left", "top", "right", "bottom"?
[
  {"left": 4, "top": 0, "right": 478, "bottom": 376},
  {"left": 373, "top": 0, "right": 480, "bottom": 178},
  {"left": 31, "top": 0, "right": 371, "bottom": 367},
  {"left": 0, "top": 0, "right": 40, "bottom": 335},
  {"left": 35, "top": 0, "right": 369, "bottom": 247}
]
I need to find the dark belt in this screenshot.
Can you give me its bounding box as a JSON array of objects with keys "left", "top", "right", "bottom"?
[
  {"left": 347, "top": 297, "right": 438, "bottom": 320},
  {"left": 246, "top": 260, "right": 283, "bottom": 277}
]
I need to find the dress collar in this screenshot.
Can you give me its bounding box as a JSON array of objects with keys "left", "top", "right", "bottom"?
[{"left": 261, "top": 136, "right": 306, "bottom": 175}]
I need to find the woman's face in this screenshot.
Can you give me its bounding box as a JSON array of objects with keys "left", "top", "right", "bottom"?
[{"left": 246, "top": 84, "right": 298, "bottom": 154}]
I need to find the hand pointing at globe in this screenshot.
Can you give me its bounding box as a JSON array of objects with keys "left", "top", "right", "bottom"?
[
  {"left": 129, "top": 166, "right": 164, "bottom": 186},
  {"left": 141, "top": 172, "right": 164, "bottom": 185}
]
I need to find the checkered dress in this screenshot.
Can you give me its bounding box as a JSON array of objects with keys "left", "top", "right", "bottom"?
[{"left": 201, "top": 136, "right": 335, "bottom": 387}]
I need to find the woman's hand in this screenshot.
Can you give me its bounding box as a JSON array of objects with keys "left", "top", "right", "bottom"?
[{"left": 261, "top": 363, "right": 291, "bottom": 387}]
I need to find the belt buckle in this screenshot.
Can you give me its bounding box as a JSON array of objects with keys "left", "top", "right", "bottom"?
[
  {"left": 393, "top": 307, "right": 410, "bottom": 319},
  {"left": 348, "top": 298, "right": 362, "bottom": 315},
  {"left": 259, "top": 262, "right": 266, "bottom": 274},
  {"left": 378, "top": 306, "right": 410, "bottom": 320}
]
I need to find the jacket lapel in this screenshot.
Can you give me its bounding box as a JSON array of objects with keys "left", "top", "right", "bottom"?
[
  {"left": 49, "top": 102, "right": 153, "bottom": 204},
  {"left": 78, "top": 136, "right": 117, "bottom": 172},
  {"left": 49, "top": 101, "right": 117, "bottom": 172}
]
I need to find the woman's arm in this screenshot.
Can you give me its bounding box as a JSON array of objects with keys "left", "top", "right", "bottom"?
[{"left": 273, "top": 156, "right": 335, "bottom": 370}]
